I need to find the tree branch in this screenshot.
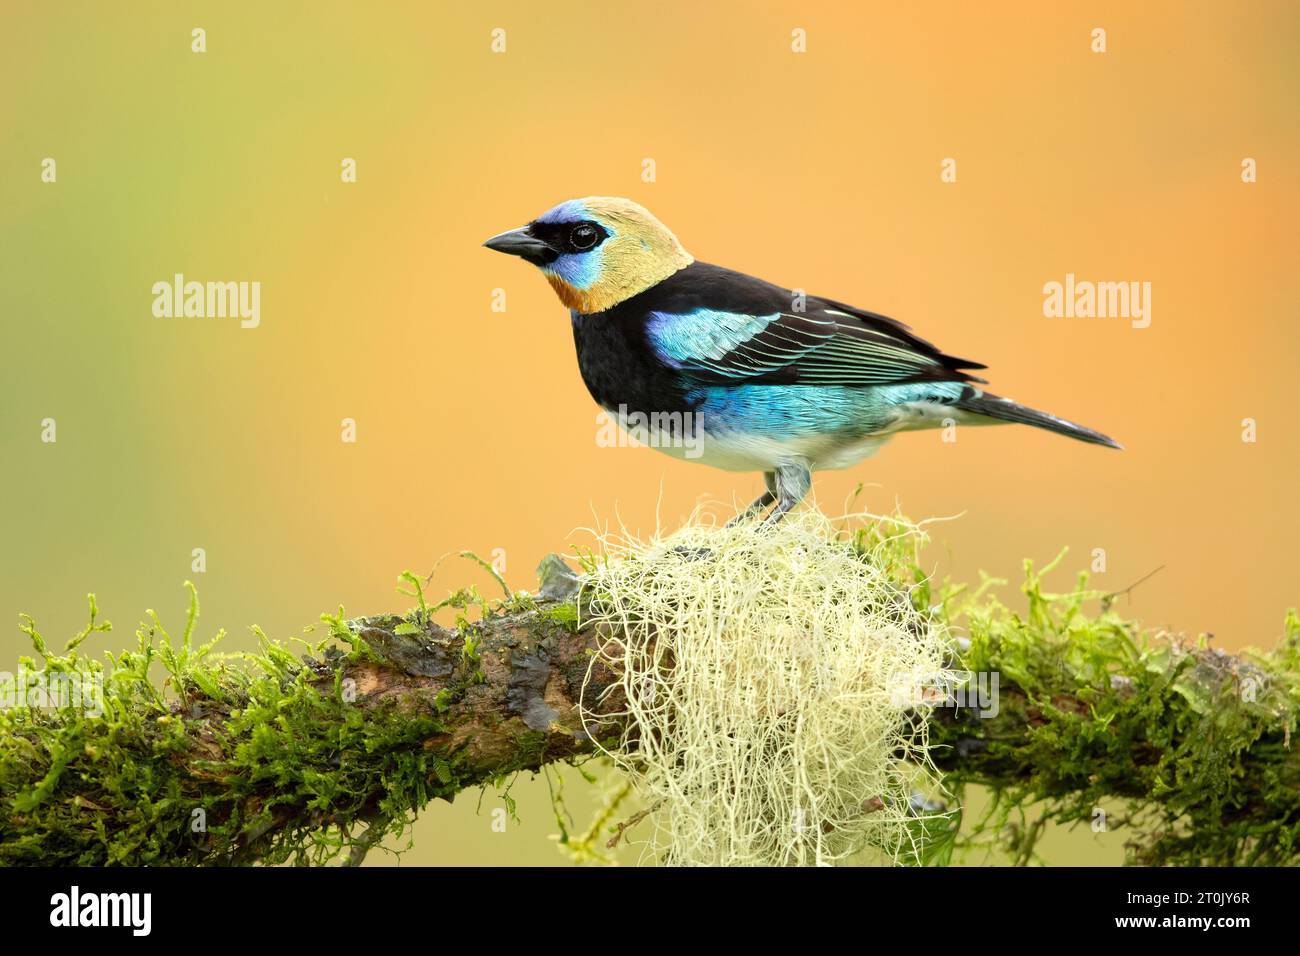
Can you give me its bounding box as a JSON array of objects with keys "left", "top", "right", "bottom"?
[{"left": 2, "top": 555, "right": 1296, "bottom": 866}]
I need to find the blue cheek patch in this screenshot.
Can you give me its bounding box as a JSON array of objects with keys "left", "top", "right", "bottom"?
[
  {"left": 541, "top": 220, "right": 618, "bottom": 291},
  {"left": 544, "top": 249, "right": 604, "bottom": 290}
]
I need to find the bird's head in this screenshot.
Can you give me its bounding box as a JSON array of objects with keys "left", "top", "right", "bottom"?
[{"left": 483, "top": 197, "right": 693, "bottom": 314}]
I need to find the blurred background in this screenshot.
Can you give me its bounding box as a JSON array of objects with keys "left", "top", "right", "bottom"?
[{"left": 2, "top": 0, "right": 1296, "bottom": 865}]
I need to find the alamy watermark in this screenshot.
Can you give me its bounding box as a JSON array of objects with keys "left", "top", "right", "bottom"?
[
  {"left": 50, "top": 886, "right": 150, "bottom": 936},
  {"left": 152, "top": 274, "right": 260, "bottom": 329},
  {"left": 1, "top": 670, "right": 104, "bottom": 718},
  {"left": 889, "top": 667, "right": 1000, "bottom": 718},
  {"left": 595, "top": 404, "right": 706, "bottom": 459},
  {"left": 1042, "top": 273, "right": 1151, "bottom": 329}
]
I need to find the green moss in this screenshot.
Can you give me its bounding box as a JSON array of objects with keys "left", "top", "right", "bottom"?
[
  {"left": 931, "top": 553, "right": 1300, "bottom": 866},
  {"left": 541, "top": 603, "right": 581, "bottom": 634},
  {"left": 0, "top": 580, "right": 484, "bottom": 866}
]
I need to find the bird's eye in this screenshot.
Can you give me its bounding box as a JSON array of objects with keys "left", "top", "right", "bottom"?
[{"left": 570, "top": 223, "right": 599, "bottom": 251}]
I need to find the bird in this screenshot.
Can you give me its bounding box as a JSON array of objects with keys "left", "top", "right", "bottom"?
[{"left": 484, "top": 197, "right": 1119, "bottom": 525}]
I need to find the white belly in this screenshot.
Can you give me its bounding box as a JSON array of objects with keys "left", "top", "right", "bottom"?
[
  {"left": 603, "top": 401, "right": 974, "bottom": 475},
  {"left": 644, "top": 428, "right": 893, "bottom": 473}
]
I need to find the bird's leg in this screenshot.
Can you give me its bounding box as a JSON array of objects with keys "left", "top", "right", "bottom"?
[
  {"left": 760, "top": 461, "right": 812, "bottom": 528},
  {"left": 726, "top": 472, "right": 778, "bottom": 526}
]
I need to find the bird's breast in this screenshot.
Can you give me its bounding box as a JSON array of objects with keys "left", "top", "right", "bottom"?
[{"left": 571, "top": 311, "right": 691, "bottom": 421}]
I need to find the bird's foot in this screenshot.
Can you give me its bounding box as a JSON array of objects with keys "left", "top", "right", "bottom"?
[{"left": 724, "top": 510, "right": 764, "bottom": 528}]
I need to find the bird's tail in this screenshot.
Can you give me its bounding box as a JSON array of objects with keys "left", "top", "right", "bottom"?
[{"left": 956, "top": 390, "right": 1122, "bottom": 449}]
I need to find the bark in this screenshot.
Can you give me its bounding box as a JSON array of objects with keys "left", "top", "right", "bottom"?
[{"left": 341, "top": 560, "right": 620, "bottom": 784}]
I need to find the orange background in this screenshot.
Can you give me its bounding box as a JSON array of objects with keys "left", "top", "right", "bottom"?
[{"left": 2, "top": 1, "right": 1296, "bottom": 865}]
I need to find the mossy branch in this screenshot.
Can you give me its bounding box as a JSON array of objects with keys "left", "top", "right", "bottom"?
[
  {"left": 2, "top": 543, "right": 1297, "bottom": 866},
  {"left": 927, "top": 593, "right": 1300, "bottom": 866}
]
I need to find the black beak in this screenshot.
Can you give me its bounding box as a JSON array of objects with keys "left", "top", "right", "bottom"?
[{"left": 483, "top": 226, "right": 553, "bottom": 264}]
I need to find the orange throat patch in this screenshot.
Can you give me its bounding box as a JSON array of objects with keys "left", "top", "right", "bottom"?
[{"left": 545, "top": 273, "right": 604, "bottom": 313}]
